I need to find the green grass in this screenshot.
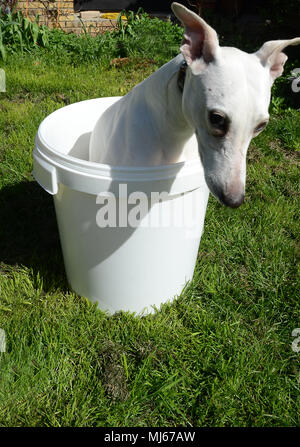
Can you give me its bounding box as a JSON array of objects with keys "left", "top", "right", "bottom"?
[{"left": 0, "top": 53, "right": 299, "bottom": 427}]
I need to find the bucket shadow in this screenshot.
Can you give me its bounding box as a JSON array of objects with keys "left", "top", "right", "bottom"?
[
  {"left": 0, "top": 180, "right": 67, "bottom": 291},
  {"left": 68, "top": 132, "right": 91, "bottom": 160}
]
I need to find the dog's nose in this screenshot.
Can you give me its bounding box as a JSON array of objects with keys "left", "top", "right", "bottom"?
[
  {"left": 205, "top": 176, "right": 245, "bottom": 208},
  {"left": 218, "top": 191, "right": 245, "bottom": 208}
]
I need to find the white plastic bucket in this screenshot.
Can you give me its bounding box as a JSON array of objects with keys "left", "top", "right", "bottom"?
[{"left": 33, "top": 98, "right": 209, "bottom": 314}]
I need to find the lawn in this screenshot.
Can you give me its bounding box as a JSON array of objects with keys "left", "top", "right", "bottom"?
[{"left": 0, "top": 48, "right": 299, "bottom": 426}]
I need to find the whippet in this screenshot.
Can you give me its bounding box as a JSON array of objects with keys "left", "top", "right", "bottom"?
[{"left": 89, "top": 2, "right": 300, "bottom": 208}]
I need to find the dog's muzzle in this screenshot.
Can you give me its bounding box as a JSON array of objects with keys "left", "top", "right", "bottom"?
[{"left": 217, "top": 191, "right": 245, "bottom": 208}]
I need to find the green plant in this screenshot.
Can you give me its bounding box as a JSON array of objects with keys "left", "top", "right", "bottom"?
[
  {"left": 113, "top": 10, "right": 183, "bottom": 64},
  {"left": 31, "top": 12, "right": 183, "bottom": 67},
  {"left": 0, "top": 10, "right": 50, "bottom": 60},
  {"left": 270, "top": 96, "right": 286, "bottom": 114},
  {"left": 116, "top": 7, "right": 145, "bottom": 40}
]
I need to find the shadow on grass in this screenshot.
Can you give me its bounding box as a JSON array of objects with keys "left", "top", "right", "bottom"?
[{"left": 0, "top": 180, "right": 68, "bottom": 292}]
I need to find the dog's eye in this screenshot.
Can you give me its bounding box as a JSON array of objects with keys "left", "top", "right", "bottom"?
[
  {"left": 208, "top": 110, "right": 228, "bottom": 137},
  {"left": 254, "top": 121, "right": 268, "bottom": 134}
]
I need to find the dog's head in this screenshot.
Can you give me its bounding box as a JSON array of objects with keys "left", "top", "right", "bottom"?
[{"left": 172, "top": 2, "right": 300, "bottom": 208}]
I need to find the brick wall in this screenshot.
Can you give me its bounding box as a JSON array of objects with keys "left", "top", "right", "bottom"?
[{"left": 16, "top": 1, "right": 118, "bottom": 35}]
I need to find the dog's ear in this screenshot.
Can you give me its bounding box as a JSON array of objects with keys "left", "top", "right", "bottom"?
[
  {"left": 255, "top": 38, "right": 300, "bottom": 82},
  {"left": 171, "top": 2, "right": 219, "bottom": 73}
]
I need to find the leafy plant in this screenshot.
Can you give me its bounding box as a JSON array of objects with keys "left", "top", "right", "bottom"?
[
  {"left": 31, "top": 10, "right": 183, "bottom": 67},
  {"left": 270, "top": 96, "right": 285, "bottom": 114},
  {"left": 116, "top": 7, "right": 145, "bottom": 40},
  {"left": 113, "top": 9, "right": 183, "bottom": 64},
  {"left": 0, "top": 10, "right": 50, "bottom": 60}
]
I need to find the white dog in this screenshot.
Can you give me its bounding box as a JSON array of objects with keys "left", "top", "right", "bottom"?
[{"left": 89, "top": 2, "right": 300, "bottom": 208}]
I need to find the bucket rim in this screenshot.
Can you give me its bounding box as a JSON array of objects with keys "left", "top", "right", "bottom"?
[{"left": 35, "top": 97, "right": 203, "bottom": 180}]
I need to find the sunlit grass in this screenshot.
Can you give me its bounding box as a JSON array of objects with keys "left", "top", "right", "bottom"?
[{"left": 0, "top": 54, "right": 299, "bottom": 427}]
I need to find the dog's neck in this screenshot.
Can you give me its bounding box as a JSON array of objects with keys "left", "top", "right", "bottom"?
[{"left": 136, "top": 55, "right": 194, "bottom": 162}]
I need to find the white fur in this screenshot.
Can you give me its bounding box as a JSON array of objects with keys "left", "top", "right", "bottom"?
[{"left": 89, "top": 2, "right": 300, "bottom": 207}]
